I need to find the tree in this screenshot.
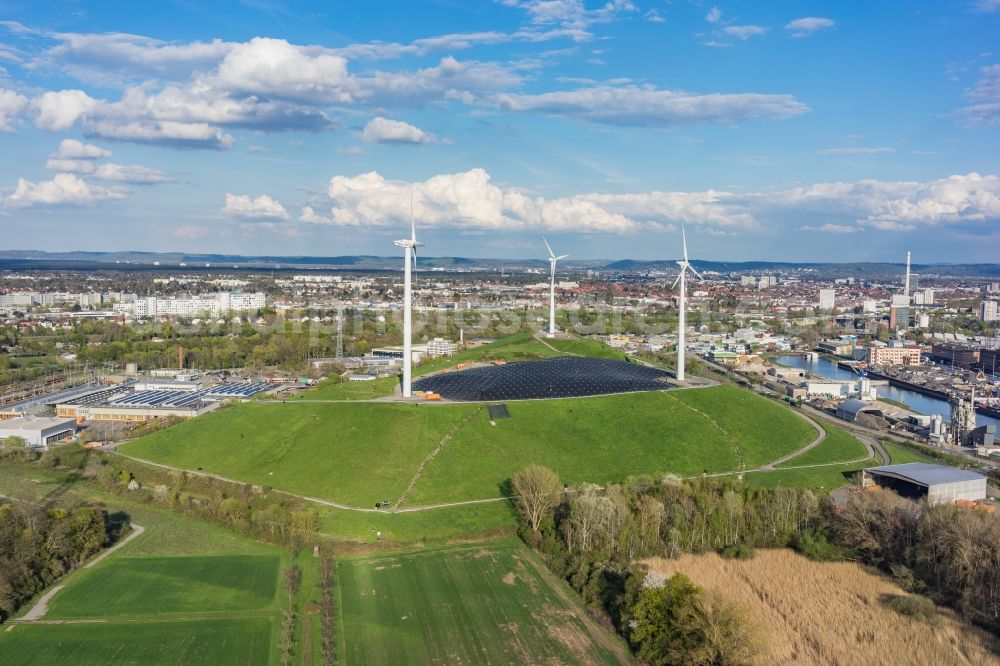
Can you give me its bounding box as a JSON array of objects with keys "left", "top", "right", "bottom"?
[{"left": 511, "top": 465, "right": 561, "bottom": 532}]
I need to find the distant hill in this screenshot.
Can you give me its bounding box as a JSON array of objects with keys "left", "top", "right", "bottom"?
[{"left": 0, "top": 250, "right": 997, "bottom": 278}]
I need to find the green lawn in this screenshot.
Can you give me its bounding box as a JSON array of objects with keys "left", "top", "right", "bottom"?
[
  {"left": 777, "top": 426, "right": 868, "bottom": 468},
  {"left": 0, "top": 619, "right": 273, "bottom": 665},
  {"left": 337, "top": 539, "right": 628, "bottom": 665},
  {"left": 45, "top": 555, "right": 280, "bottom": 618},
  {"left": 669, "top": 386, "right": 818, "bottom": 467},
  {"left": 121, "top": 401, "right": 480, "bottom": 507}
]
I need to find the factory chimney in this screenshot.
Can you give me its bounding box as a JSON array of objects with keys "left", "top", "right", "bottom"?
[
  {"left": 178, "top": 346, "right": 185, "bottom": 369},
  {"left": 904, "top": 251, "right": 911, "bottom": 298}
]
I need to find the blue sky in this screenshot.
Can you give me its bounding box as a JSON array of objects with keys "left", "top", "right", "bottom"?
[{"left": 0, "top": 0, "right": 997, "bottom": 261}]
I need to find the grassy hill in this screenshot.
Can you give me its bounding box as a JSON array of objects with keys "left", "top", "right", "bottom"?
[{"left": 122, "top": 385, "right": 817, "bottom": 509}]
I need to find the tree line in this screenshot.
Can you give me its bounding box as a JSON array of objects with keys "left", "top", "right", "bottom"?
[
  {"left": 0, "top": 500, "right": 116, "bottom": 622},
  {"left": 511, "top": 465, "right": 1000, "bottom": 664}
]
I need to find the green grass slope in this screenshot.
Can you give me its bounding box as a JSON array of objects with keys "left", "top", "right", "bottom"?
[
  {"left": 337, "top": 539, "right": 628, "bottom": 665},
  {"left": 543, "top": 337, "right": 627, "bottom": 360},
  {"left": 122, "top": 401, "right": 479, "bottom": 507},
  {"left": 669, "top": 387, "right": 817, "bottom": 467},
  {"left": 407, "top": 391, "right": 740, "bottom": 505},
  {"left": 777, "top": 426, "right": 868, "bottom": 468}
]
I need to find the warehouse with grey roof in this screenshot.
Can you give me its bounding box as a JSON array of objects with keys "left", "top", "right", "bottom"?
[{"left": 862, "top": 463, "right": 987, "bottom": 505}]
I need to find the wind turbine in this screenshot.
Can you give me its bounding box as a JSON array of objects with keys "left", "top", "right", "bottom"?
[
  {"left": 671, "top": 224, "right": 703, "bottom": 381},
  {"left": 394, "top": 193, "right": 423, "bottom": 397},
  {"left": 543, "top": 237, "right": 568, "bottom": 338}
]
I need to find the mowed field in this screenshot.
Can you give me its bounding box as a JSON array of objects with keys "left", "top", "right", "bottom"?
[
  {"left": 122, "top": 385, "right": 818, "bottom": 509},
  {"left": 44, "top": 555, "right": 279, "bottom": 618},
  {"left": 0, "top": 619, "right": 273, "bottom": 666},
  {"left": 337, "top": 539, "right": 630, "bottom": 666},
  {"left": 644, "top": 550, "right": 1000, "bottom": 666},
  {"left": 0, "top": 480, "right": 286, "bottom": 666}
]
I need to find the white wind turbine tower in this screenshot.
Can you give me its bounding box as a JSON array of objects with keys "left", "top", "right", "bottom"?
[
  {"left": 543, "top": 237, "right": 568, "bottom": 338},
  {"left": 394, "top": 194, "right": 423, "bottom": 398},
  {"left": 671, "top": 224, "right": 703, "bottom": 382}
]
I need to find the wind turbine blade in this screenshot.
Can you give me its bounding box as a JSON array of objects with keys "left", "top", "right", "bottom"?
[
  {"left": 556, "top": 254, "right": 569, "bottom": 260},
  {"left": 689, "top": 265, "right": 704, "bottom": 281},
  {"left": 543, "top": 237, "right": 555, "bottom": 259},
  {"left": 681, "top": 223, "right": 689, "bottom": 262},
  {"left": 671, "top": 274, "right": 682, "bottom": 290}
]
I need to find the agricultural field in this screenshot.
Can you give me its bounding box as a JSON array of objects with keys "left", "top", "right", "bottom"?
[
  {"left": 124, "top": 385, "right": 817, "bottom": 509},
  {"left": 644, "top": 549, "right": 1000, "bottom": 665},
  {"left": 0, "top": 464, "right": 289, "bottom": 666},
  {"left": 0, "top": 619, "right": 273, "bottom": 666},
  {"left": 337, "top": 539, "right": 630, "bottom": 665},
  {"left": 777, "top": 426, "right": 868, "bottom": 468},
  {"left": 44, "top": 555, "right": 279, "bottom": 618}
]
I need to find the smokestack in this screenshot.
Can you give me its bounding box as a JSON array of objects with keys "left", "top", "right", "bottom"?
[
  {"left": 904, "top": 251, "right": 911, "bottom": 297},
  {"left": 178, "top": 346, "right": 184, "bottom": 369}
]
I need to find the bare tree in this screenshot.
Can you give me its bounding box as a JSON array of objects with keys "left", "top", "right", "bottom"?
[{"left": 511, "top": 465, "right": 561, "bottom": 532}]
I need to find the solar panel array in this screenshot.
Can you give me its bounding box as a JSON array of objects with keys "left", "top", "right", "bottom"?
[
  {"left": 110, "top": 382, "right": 272, "bottom": 408},
  {"left": 413, "top": 356, "right": 671, "bottom": 401}
]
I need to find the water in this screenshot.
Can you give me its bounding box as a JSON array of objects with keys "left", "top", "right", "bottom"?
[{"left": 775, "top": 355, "right": 999, "bottom": 430}]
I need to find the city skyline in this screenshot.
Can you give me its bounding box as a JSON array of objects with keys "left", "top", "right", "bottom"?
[{"left": 0, "top": 1, "right": 998, "bottom": 261}]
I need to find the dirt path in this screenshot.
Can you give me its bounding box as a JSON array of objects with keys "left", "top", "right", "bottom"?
[
  {"left": 393, "top": 406, "right": 484, "bottom": 510},
  {"left": 15, "top": 524, "right": 145, "bottom": 622}
]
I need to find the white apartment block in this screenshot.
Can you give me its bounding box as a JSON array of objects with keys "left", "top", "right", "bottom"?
[
  {"left": 113, "top": 292, "right": 266, "bottom": 317},
  {"left": 426, "top": 337, "right": 457, "bottom": 357}
]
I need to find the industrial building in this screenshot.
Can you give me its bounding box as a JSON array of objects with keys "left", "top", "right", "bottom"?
[
  {"left": 836, "top": 399, "right": 885, "bottom": 422},
  {"left": 0, "top": 415, "right": 77, "bottom": 449},
  {"left": 930, "top": 343, "right": 980, "bottom": 368},
  {"left": 862, "top": 463, "right": 988, "bottom": 505},
  {"left": 56, "top": 382, "right": 274, "bottom": 422}
]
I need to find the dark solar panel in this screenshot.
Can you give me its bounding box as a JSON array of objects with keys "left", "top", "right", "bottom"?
[
  {"left": 486, "top": 404, "right": 510, "bottom": 419},
  {"left": 413, "top": 356, "right": 671, "bottom": 401}
]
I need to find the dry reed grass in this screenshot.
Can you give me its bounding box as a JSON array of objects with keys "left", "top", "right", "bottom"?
[{"left": 643, "top": 549, "right": 1000, "bottom": 666}]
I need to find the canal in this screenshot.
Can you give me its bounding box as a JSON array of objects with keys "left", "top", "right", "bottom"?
[{"left": 775, "top": 355, "right": 999, "bottom": 429}]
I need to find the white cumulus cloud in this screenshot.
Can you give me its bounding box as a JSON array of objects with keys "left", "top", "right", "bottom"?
[
  {"left": 56, "top": 138, "right": 111, "bottom": 159},
  {"left": 92, "top": 163, "right": 172, "bottom": 184},
  {"left": 362, "top": 117, "right": 435, "bottom": 144},
  {"left": 297, "top": 169, "right": 1000, "bottom": 237},
  {"left": 785, "top": 17, "right": 836, "bottom": 37},
  {"left": 1, "top": 173, "right": 125, "bottom": 208},
  {"left": 33, "top": 89, "right": 99, "bottom": 131},
  {"left": 223, "top": 193, "right": 289, "bottom": 221},
  {"left": 0, "top": 89, "right": 28, "bottom": 131}
]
